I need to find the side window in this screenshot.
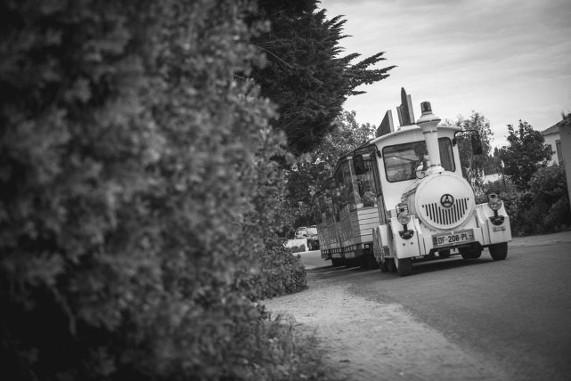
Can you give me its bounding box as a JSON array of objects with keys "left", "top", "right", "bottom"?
[
  {"left": 354, "top": 153, "right": 378, "bottom": 207},
  {"left": 322, "top": 194, "right": 333, "bottom": 224},
  {"left": 333, "top": 166, "right": 344, "bottom": 222},
  {"left": 342, "top": 161, "right": 354, "bottom": 209},
  {"left": 556, "top": 139, "right": 563, "bottom": 163},
  {"left": 439, "top": 138, "right": 455, "bottom": 172},
  {"left": 371, "top": 154, "right": 383, "bottom": 197},
  {"left": 334, "top": 159, "right": 358, "bottom": 212},
  {"left": 326, "top": 197, "right": 333, "bottom": 223}
]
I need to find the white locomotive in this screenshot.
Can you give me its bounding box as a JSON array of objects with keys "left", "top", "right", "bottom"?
[{"left": 317, "top": 94, "right": 512, "bottom": 275}]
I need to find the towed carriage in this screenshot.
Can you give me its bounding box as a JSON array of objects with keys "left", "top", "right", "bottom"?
[{"left": 317, "top": 95, "right": 511, "bottom": 275}]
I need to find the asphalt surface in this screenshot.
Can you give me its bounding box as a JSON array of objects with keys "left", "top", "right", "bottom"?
[{"left": 299, "top": 231, "right": 571, "bottom": 381}]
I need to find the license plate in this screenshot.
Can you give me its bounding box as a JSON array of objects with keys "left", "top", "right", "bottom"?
[
  {"left": 493, "top": 226, "right": 506, "bottom": 232},
  {"left": 432, "top": 230, "right": 474, "bottom": 247},
  {"left": 332, "top": 253, "right": 342, "bottom": 258}
]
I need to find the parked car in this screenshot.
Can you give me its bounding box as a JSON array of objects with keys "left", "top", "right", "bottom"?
[{"left": 294, "top": 225, "right": 320, "bottom": 250}]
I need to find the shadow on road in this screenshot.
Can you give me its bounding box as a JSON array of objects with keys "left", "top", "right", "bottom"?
[
  {"left": 411, "top": 257, "right": 493, "bottom": 275},
  {"left": 308, "top": 256, "right": 495, "bottom": 280}
]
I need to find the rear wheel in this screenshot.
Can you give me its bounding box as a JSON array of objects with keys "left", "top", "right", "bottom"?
[
  {"left": 331, "top": 258, "right": 344, "bottom": 267},
  {"left": 460, "top": 247, "right": 481, "bottom": 259},
  {"left": 489, "top": 242, "right": 508, "bottom": 260},
  {"left": 395, "top": 257, "right": 413, "bottom": 276},
  {"left": 361, "top": 252, "right": 378, "bottom": 270},
  {"left": 345, "top": 257, "right": 360, "bottom": 268}
]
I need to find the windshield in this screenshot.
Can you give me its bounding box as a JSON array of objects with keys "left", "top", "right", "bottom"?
[{"left": 383, "top": 138, "right": 455, "bottom": 182}]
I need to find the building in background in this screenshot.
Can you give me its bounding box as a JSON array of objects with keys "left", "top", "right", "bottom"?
[
  {"left": 541, "top": 120, "right": 565, "bottom": 165},
  {"left": 557, "top": 117, "right": 571, "bottom": 214},
  {"left": 542, "top": 115, "right": 571, "bottom": 213}
]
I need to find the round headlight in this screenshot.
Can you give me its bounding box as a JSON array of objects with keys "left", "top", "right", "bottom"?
[
  {"left": 398, "top": 213, "right": 411, "bottom": 225},
  {"left": 397, "top": 203, "right": 411, "bottom": 225},
  {"left": 487, "top": 193, "right": 502, "bottom": 211}
]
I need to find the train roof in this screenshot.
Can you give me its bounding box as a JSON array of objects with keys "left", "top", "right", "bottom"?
[
  {"left": 369, "top": 124, "right": 462, "bottom": 147},
  {"left": 336, "top": 124, "right": 461, "bottom": 163}
]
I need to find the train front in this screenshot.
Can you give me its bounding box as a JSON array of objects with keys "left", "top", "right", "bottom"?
[{"left": 388, "top": 102, "right": 512, "bottom": 274}]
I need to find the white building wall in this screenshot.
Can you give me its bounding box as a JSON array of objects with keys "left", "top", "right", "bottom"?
[
  {"left": 483, "top": 173, "right": 501, "bottom": 184},
  {"left": 543, "top": 133, "right": 560, "bottom": 165}
]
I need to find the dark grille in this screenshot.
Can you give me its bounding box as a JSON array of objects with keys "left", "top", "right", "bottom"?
[{"left": 421, "top": 197, "right": 470, "bottom": 226}]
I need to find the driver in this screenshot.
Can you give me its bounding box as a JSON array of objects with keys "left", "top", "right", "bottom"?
[{"left": 412, "top": 143, "right": 428, "bottom": 176}]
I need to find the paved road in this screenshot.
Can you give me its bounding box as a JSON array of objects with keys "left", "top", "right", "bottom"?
[{"left": 299, "top": 231, "right": 571, "bottom": 381}]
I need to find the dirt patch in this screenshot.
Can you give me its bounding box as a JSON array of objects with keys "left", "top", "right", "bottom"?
[{"left": 263, "top": 282, "right": 507, "bottom": 381}]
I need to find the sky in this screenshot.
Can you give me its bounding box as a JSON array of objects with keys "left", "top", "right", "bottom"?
[{"left": 320, "top": 0, "right": 571, "bottom": 147}]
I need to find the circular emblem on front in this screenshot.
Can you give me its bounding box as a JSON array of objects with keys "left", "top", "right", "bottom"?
[{"left": 440, "top": 193, "right": 454, "bottom": 208}]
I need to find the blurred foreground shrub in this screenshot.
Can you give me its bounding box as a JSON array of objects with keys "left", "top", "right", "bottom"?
[
  {"left": 237, "top": 246, "right": 307, "bottom": 300},
  {"left": 0, "top": 1, "right": 310, "bottom": 380}
]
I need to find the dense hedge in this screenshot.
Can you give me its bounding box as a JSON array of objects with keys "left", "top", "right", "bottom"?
[
  {"left": 237, "top": 247, "right": 307, "bottom": 300},
  {"left": 487, "top": 166, "right": 571, "bottom": 236},
  {"left": 0, "top": 1, "right": 311, "bottom": 380}
]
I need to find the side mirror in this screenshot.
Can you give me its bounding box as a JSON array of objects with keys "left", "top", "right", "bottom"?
[{"left": 415, "top": 165, "right": 426, "bottom": 179}]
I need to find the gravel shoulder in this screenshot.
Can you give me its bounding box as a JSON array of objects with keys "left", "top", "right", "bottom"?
[
  {"left": 265, "top": 231, "right": 571, "bottom": 380},
  {"left": 263, "top": 273, "right": 508, "bottom": 381}
]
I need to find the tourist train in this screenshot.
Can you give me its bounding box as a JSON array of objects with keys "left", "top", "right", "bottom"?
[{"left": 316, "top": 90, "right": 512, "bottom": 275}]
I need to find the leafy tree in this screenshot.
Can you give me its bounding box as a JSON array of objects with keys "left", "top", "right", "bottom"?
[
  {"left": 286, "top": 110, "right": 374, "bottom": 229},
  {"left": 499, "top": 121, "right": 552, "bottom": 190},
  {"left": 252, "top": 0, "right": 394, "bottom": 154},
  {"left": 502, "top": 165, "right": 571, "bottom": 236},
  {"left": 490, "top": 147, "right": 503, "bottom": 172},
  {"left": 455, "top": 112, "right": 495, "bottom": 194}
]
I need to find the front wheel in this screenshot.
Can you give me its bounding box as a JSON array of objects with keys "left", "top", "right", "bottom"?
[
  {"left": 378, "top": 256, "right": 390, "bottom": 272},
  {"left": 395, "top": 257, "right": 412, "bottom": 276},
  {"left": 489, "top": 242, "right": 508, "bottom": 260},
  {"left": 360, "top": 251, "right": 378, "bottom": 270},
  {"left": 386, "top": 258, "right": 396, "bottom": 273}
]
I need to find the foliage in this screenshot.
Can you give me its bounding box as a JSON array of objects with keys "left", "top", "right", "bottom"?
[
  {"left": 499, "top": 166, "right": 571, "bottom": 236},
  {"left": 238, "top": 247, "right": 307, "bottom": 300},
  {"left": 455, "top": 112, "right": 497, "bottom": 194},
  {"left": 236, "top": 134, "right": 307, "bottom": 300},
  {"left": 499, "top": 120, "right": 552, "bottom": 191},
  {"left": 0, "top": 1, "right": 316, "bottom": 380},
  {"left": 252, "top": 0, "right": 394, "bottom": 154},
  {"left": 484, "top": 175, "right": 517, "bottom": 196},
  {"left": 286, "top": 111, "right": 374, "bottom": 229}
]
